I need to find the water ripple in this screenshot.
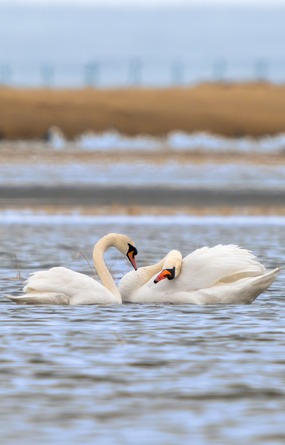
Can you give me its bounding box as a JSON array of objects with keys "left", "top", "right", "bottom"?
[{"left": 0, "top": 219, "right": 285, "bottom": 444}]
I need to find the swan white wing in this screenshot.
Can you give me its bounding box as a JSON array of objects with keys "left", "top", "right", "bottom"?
[
  {"left": 162, "top": 267, "right": 281, "bottom": 305},
  {"left": 170, "top": 245, "right": 266, "bottom": 292},
  {"left": 23, "top": 266, "right": 115, "bottom": 304},
  {"left": 24, "top": 266, "right": 101, "bottom": 295}
]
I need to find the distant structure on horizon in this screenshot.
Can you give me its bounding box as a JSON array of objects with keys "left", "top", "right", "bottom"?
[{"left": 0, "top": 57, "right": 280, "bottom": 88}]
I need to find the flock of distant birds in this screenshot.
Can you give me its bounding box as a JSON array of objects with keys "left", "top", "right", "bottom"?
[{"left": 7, "top": 233, "right": 282, "bottom": 306}]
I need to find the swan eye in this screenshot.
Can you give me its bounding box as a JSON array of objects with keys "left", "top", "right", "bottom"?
[{"left": 166, "top": 267, "right": 176, "bottom": 280}]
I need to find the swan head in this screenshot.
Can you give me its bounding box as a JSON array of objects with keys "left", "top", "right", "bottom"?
[
  {"left": 94, "top": 233, "right": 138, "bottom": 270},
  {"left": 112, "top": 233, "right": 138, "bottom": 270},
  {"left": 154, "top": 250, "right": 182, "bottom": 284},
  {"left": 154, "top": 267, "right": 176, "bottom": 283}
]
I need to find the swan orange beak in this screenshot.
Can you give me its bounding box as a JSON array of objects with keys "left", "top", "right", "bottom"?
[
  {"left": 127, "top": 250, "right": 137, "bottom": 270},
  {"left": 154, "top": 267, "right": 175, "bottom": 284},
  {"left": 126, "top": 243, "right": 138, "bottom": 270}
]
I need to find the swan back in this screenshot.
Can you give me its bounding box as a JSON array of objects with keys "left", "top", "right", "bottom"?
[
  {"left": 23, "top": 266, "right": 117, "bottom": 304},
  {"left": 174, "top": 244, "right": 267, "bottom": 291}
]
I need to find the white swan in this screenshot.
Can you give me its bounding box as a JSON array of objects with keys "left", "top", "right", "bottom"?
[
  {"left": 8, "top": 233, "right": 138, "bottom": 305},
  {"left": 121, "top": 245, "right": 281, "bottom": 304}
]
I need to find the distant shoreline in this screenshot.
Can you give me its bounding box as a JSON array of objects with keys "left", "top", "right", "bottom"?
[
  {"left": 1, "top": 82, "right": 285, "bottom": 140},
  {"left": 1, "top": 185, "right": 285, "bottom": 210}
]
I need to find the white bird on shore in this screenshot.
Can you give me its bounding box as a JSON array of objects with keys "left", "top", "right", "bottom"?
[
  {"left": 7, "top": 233, "right": 138, "bottom": 305},
  {"left": 120, "top": 245, "right": 281, "bottom": 305}
]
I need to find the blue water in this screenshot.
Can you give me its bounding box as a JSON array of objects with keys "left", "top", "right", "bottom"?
[
  {"left": 0, "top": 3, "right": 285, "bottom": 86},
  {"left": 0, "top": 217, "right": 285, "bottom": 444}
]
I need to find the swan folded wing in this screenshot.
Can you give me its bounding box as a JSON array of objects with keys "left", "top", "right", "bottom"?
[
  {"left": 153, "top": 267, "right": 281, "bottom": 305},
  {"left": 24, "top": 267, "right": 94, "bottom": 293},
  {"left": 177, "top": 244, "right": 266, "bottom": 291},
  {"left": 23, "top": 266, "right": 114, "bottom": 304},
  {"left": 180, "top": 267, "right": 281, "bottom": 304}
]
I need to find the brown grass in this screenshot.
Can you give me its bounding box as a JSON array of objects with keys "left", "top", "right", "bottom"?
[{"left": 1, "top": 82, "right": 285, "bottom": 139}]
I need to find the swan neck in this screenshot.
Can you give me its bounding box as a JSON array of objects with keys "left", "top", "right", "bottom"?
[
  {"left": 134, "top": 256, "right": 166, "bottom": 288},
  {"left": 93, "top": 236, "right": 121, "bottom": 301},
  {"left": 143, "top": 257, "right": 166, "bottom": 281}
]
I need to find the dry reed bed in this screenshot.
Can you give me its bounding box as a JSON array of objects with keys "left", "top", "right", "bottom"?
[{"left": 1, "top": 82, "right": 285, "bottom": 139}]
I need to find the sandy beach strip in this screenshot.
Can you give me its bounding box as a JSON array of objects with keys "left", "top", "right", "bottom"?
[
  {"left": 1, "top": 144, "right": 285, "bottom": 166},
  {"left": 1, "top": 82, "right": 285, "bottom": 139}
]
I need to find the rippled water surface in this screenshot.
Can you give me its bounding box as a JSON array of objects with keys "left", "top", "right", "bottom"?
[
  {"left": 2, "top": 161, "right": 285, "bottom": 189},
  {"left": 1, "top": 217, "right": 285, "bottom": 445}
]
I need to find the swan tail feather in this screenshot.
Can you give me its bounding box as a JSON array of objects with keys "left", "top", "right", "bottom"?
[
  {"left": 254, "top": 266, "right": 282, "bottom": 287},
  {"left": 236, "top": 267, "right": 282, "bottom": 304},
  {"left": 7, "top": 292, "right": 70, "bottom": 305}
]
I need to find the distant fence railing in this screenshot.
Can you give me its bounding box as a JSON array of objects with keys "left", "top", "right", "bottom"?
[{"left": 0, "top": 58, "right": 284, "bottom": 88}]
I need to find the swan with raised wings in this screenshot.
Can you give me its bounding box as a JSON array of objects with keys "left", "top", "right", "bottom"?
[
  {"left": 8, "top": 233, "right": 138, "bottom": 305},
  {"left": 121, "top": 245, "right": 281, "bottom": 304}
]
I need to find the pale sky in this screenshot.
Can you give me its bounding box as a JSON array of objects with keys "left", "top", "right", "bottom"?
[{"left": 2, "top": 0, "right": 285, "bottom": 5}]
